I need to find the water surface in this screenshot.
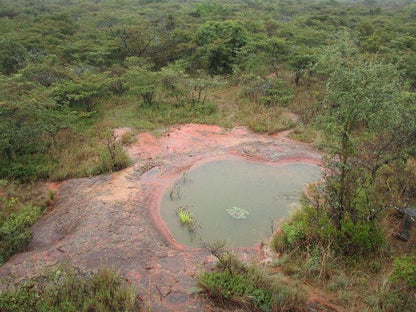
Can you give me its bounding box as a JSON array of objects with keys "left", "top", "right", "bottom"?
[{"left": 161, "top": 159, "right": 320, "bottom": 247}]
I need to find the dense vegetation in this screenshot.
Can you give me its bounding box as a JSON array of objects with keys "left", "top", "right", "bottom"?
[
  {"left": 0, "top": 268, "right": 141, "bottom": 311},
  {"left": 0, "top": 0, "right": 415, "bottom": 311}
]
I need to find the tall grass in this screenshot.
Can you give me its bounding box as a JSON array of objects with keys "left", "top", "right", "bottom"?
[
  {"left": 46, "top": 127, "right": 131, "bottom": 181},
  {"left": 197, "top": 249, "right": 306, "bottom": 311},
  {"left": 0, "top": 268, "right": 141, "bottom": 312}
]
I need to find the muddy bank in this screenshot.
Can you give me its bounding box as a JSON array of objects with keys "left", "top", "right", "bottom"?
[{"left": 0, "top": 124, "right": 322, "bottom": 311}]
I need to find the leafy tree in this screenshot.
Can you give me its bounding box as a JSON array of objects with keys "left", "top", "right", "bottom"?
[
  {"left": 0, "top": 87, "right": 77, "bottom": 172},
  {"left": 124, "top": 60, "right": 159, "bottom": 106},
  {"left": 53, "top": 72, "right": 109, "bottom": 112},
  {"left": 286, "top": 46, "right": 316, "bottom": 86},
  {"left": 195, "top": 20, "right": 248, "bottom": 75},
  {"left": 318, "top": 58, "right": 416, "bottom": 228}
]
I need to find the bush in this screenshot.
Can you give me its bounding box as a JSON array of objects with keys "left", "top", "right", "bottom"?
[
  {"left": 241, "top": 76, "right": 294, "bottom": 107},
  {"left": 198, "top": 271, "right": 270, "bottom": 309},
  {"left": 392, "top": 255, "right": 416, "bottom": 289},
  {"left": 197, "top": 250, "right": 306, "bottom": 312},
  {"left": 272, "top": 195, "right": 385, "bottom": 261},
  {"left": 336, "top": 219, "right": 385, "bottom": 258},
  {"left": 272, "top": 204, "right": 336, "bottom": 254},
  {"left": 0, "top": 154, "right": 49, "bottom": 182},
  {"left": 0, "top": 205, "right": 43, "bottom": 264},
  {"left": 0, "top": 268, "right": 141, "bottom": 311}
]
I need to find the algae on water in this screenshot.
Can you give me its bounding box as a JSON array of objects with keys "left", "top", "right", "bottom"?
[{"left": 226, "top": 206, "right": 249, "bottom": 219}]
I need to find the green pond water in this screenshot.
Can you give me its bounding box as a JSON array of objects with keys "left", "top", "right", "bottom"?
[{"left": 161, "top": 159, "right": 321, "bottom": 247}]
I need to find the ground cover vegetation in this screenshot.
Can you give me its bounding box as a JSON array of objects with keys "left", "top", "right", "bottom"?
[
  {"left": 0, "top": 0, "right": 415, "bottom": 310},
  {"left": 0, "top": 267, "right": 141, "bottom": 311}
]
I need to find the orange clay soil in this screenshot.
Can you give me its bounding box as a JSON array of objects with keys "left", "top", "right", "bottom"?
[{"left": 0, "top": 124, "right": 342, "bottom": 311}]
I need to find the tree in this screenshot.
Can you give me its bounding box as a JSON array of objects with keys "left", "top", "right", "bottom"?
[
  {"left": 0, "top": 88, "right": 76, "bottom": 161},
  {"left": 124, "top": 59, "right": 159, "bottom": 106},
  {"left": 286, "top": 46, "right": 316, "bottom": 86},
  {"left": 319, "top": 59, "right": 416, "bottom": 229},
  {"left": 195, "top": 20, "right": 248, "bottom": 75},
  {"left": 53, "top": 72, "right": 110, "bottom": 112}
]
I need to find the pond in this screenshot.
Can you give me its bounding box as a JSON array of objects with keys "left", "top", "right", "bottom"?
[{"left": 161, "top": 159, "right": 321, "bottom": 247}]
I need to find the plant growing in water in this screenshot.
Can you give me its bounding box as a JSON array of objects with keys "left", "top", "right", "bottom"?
[
  {"left": 182, "top": 170, "right": 188, "bottom": 183},
  {"left": 176, "top": 206, "right": 198, "bottom": 231},
  {"left": 169, "top": 184, "right": 181, "bottom": 199},
  {"left": 226, "top": 206, "right": 249, "bottom": 219}
]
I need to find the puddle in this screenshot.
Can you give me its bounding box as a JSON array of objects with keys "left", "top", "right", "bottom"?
[{"left": 161, "top": 159, "right": 321, "bottom": 247}]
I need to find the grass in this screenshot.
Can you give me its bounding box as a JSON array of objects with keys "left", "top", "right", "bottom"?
[
  {"left": 100, "top": 95, "right": 225, "bottom": 130},
  {"left": 288, "top": 125, "right": 318, "bottom": 143},
  {"left": 197, "top": 244, "right": 306, "bottom": 311},
  {"left": 46, "top": 125, "right": 131, "bottom": 181},
  {"left": 269, "top": 203, "right": 416, "bottom": 312},
  {"left": 237, "top": 100, "right": 297, "bottom": 133},
  {"left": 0, "top": 267, "right": 141, "bottom": 312}
]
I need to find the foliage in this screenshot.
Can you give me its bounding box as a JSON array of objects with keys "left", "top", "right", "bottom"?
[
  {"left": 241, "top": 75, "right": 294, "bottom": 107},
  {"left": 272, "top": 191, "right": 386, "bottom": 260},
  {"left": 0, "top": 0, "right": 415, "bottom": 310},
  {"left": 197, "top": 247, "right": 306, "bottom": 311},
  {"left": 392, "top": 254, "right": 416, "bottom": 289},
  {"left": 195, "top": 20, "right": 248, "bottom": 75},
  {"left": 175, "top": 206, "right": 198, "bottom": 231},
  {"left": 0, "top": 204, "right": 43, "bottom": 264},
  {"left": 314, "top": 42, "right": 416, "bottom": 231},
  {"left": 53, "top": 72, "right": 110, "bottom": 112},
  {"left": 124, "top": 62, "right": 159, "bottom": 106},
  {"left": 0, "top": 268, "right": 141, "bottom": 311},
  {"left": 0, "top": 38, "right": 26, "bottom": 75}
]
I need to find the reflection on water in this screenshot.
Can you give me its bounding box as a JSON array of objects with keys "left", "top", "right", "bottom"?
[{"left": 161, "top": 159, "right": 321, "bottom": 247}]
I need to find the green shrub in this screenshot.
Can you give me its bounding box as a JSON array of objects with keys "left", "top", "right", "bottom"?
[
  {"left": 0, "top": 205, "right": 43, "bottom": 264},
  {"left": 392, "top": 255, "right": 416, "bottom": 289},
  {"left": 197, "top": 252, "right": 306, "bottom": 312},
  {"left": 259, "top": 79, "right": 294, "bottom": 107},
  {"left": 269, "top": 278, "right": 305, "bottom": 312},
  {"left": 336, "top": 219, "right": 385, "bottom": 258},
  {"left": 197, "top": 271, "right": 270, "bottom": 309},
  {"left": 97, "top": 145, "right": 131, "bottom": 174},
  {"left": 241, "top": 77, "right": 294, "bottom": 107},
  {"left": 0, "top": 268, "right": 141, "bottom": 311},
  {"left": 0, "top": 154, "right": 49, "bottom": 182},
  {"left": 272, "top": 197, "right": 384, "bottom": 261}
]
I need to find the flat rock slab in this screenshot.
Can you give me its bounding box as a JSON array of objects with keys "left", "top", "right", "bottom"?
[{"left": 0, "top": 124, "right": 321, "bottom": 311}]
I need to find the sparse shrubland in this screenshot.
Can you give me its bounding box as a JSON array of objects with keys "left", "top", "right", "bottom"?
[{"left": 1, "top": 0, "right": 415, "bottom": 311}]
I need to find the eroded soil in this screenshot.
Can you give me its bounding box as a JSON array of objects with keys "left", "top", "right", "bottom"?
[{"left": 0, "top": 124, "right": 332, "bottom": 311}]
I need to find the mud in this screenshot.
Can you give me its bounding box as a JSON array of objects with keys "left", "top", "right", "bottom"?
[{"left": 0, "top": 124, "right": 326, "bottom": 311}]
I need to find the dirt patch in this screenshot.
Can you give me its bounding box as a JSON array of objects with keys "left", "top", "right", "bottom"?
[{"left": 0, "top": 124, "right": 322, "bottom": 311}]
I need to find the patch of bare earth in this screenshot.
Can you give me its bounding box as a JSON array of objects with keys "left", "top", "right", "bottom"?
[{"left": 0, "top": 124, "right": 332, "bottom": 311}]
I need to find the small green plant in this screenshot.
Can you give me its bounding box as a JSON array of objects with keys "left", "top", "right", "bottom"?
[{"left": 176, "top": 206, "right": 198, "bottom": 231}]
